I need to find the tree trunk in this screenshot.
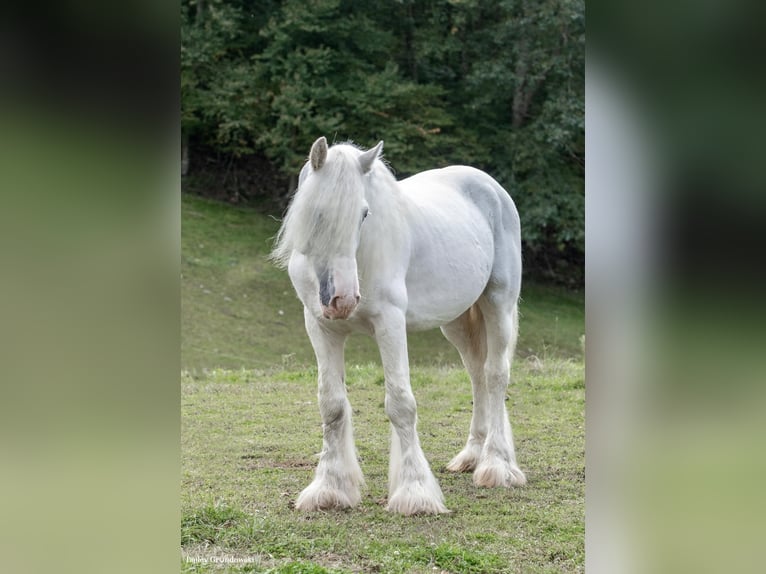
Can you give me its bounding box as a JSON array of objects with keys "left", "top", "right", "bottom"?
[
  {"left": 181, "top": 132, "right": 190, "bottom": 177},
  {"left": 511, "top": 45, "right": 529, "bottom": 129},
  {"left": 405, "top": 1, "right": 417, "bottom": 82}
]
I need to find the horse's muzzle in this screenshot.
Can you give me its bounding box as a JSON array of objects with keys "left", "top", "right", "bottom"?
[{"left": 321, "top": 293, "right": 360, "bottom": 320}]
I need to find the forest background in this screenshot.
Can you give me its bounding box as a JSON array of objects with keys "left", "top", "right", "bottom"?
[{"left": 181, "top": 0, "right": 585, "bottom": 285}]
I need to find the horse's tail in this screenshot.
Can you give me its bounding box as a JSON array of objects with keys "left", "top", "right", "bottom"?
[
  {"left": 509, "top": 300, "right": 519, "bottom": 359},
  {"left": 462, "top": 303, "right": 487, "bottom": 360}
]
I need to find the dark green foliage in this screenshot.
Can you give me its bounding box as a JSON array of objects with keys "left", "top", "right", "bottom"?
[
  {"left": 252, "top": 0, "right": 456, "bottom": 175},
  {"left": 181, "top": 0, "right": 584, "bottom": 283}
]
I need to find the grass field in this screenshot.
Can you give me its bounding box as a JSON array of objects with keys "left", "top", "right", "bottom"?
[{"left": 181, "top": 194, "right": 585, "bottom": 573}]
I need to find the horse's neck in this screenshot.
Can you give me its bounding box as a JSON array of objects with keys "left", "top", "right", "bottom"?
[
  {"left": 367, "top": 172, "right": 402, "bottom": 212},
  {"left": 358, "top": 172, "right": 409, "bottom": 276}
]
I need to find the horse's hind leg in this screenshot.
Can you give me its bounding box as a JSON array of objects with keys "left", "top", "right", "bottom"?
[
  {"left": 295, "top": 311, "right": 364, "bottom": 511},
  {"left": 473, "top": 295, "right": 526, "bottom": 487},
  {"left": 441, "top": 305, "right": 488, "bottom": 473}
]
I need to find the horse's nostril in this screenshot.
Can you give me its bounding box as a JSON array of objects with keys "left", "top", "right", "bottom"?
[{"left": 330, "top": 295, "right": 340, "bottom": 309}]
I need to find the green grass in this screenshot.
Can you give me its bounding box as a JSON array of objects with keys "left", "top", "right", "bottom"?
[
  {"left": 181, "top": 193, "right": 584, "bottom": 572},
  {"left": 182, "top": 361, "right": 584, "bottom": 573}
]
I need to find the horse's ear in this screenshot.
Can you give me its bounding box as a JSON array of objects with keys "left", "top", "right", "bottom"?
[
  {"left": 310, "top": 136, "right": 328, "bottom": 170},
  {"left": 359, "top": 140, "right": 383, "bottom": 174}
]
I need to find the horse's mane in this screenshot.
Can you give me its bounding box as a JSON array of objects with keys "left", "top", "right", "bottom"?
[{"left": 271, "top": 143, "right": 369, "bottom": 268}]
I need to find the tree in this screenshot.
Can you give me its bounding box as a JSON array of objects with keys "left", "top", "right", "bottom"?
[
  {"left": 252, "top": 0, "right": 456, "bottom": 180},
  {"left": 181, "top": 0, "right": 263, "bottom": 167},
  {"left": 181, "top": 0, "right": 585, "bottom": 283}
]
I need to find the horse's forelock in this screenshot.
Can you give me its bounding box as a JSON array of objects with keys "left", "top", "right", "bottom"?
[{"left": 272, "top": 145, "right": 367, "bottom": 268}]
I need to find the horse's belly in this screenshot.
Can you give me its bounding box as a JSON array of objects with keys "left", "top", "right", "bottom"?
[
  {"left": 405, "top": 266, "right": 491, "bottom": 330},
  {"left": 403, "top": 210, "right": 494, "bottom": 331}
]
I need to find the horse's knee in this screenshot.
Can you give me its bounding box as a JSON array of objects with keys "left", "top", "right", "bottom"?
[
  {"left": 385, "top": 387, "right": 417, "bottom": 428},
  {"left": 318, "top": 392, "right": 348, "bottom": 426},
  {"left": 484, "top": 360, "right": 509, "bottom": 386}
]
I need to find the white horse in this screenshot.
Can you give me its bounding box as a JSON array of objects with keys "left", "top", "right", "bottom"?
[{"left": 271, "top": 137, "right": 526, "bottom": 515}]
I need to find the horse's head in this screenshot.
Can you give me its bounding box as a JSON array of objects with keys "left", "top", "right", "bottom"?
[{"left": 272, "top": 137, "right": 383, "bottom": 320}]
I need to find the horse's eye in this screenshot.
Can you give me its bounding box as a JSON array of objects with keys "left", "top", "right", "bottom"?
[{"left": 361, "top": 207, "right": 370, "bottom": 222}]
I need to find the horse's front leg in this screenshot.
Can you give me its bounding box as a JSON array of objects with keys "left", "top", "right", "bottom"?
[
  {"left": 295, "top": 310, "right": 364, "bottom": 511},
  {"left": 375, "top": 308, "right": 449, "bottom": 515}
]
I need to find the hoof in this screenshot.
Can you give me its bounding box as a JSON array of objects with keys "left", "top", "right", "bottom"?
[
  {"left": 446, "top": 445, "right": 481, "bottom": 473},
  {"left": 295, "top": 480, "right": 361, "bottom": 511},
  {"left": 387, "top": 483, "right": 450, "bottom": 515},
  {"left": 473, "top": 461, "right": 526, "bottom": 488}
]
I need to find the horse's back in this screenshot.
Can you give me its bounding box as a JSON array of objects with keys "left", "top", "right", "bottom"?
[
  {"left": 399, "top": 166, "right": 521, "bottom": 261},
  {"left": 400, "top": 166, "right": 520, "bottom": 237}
]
